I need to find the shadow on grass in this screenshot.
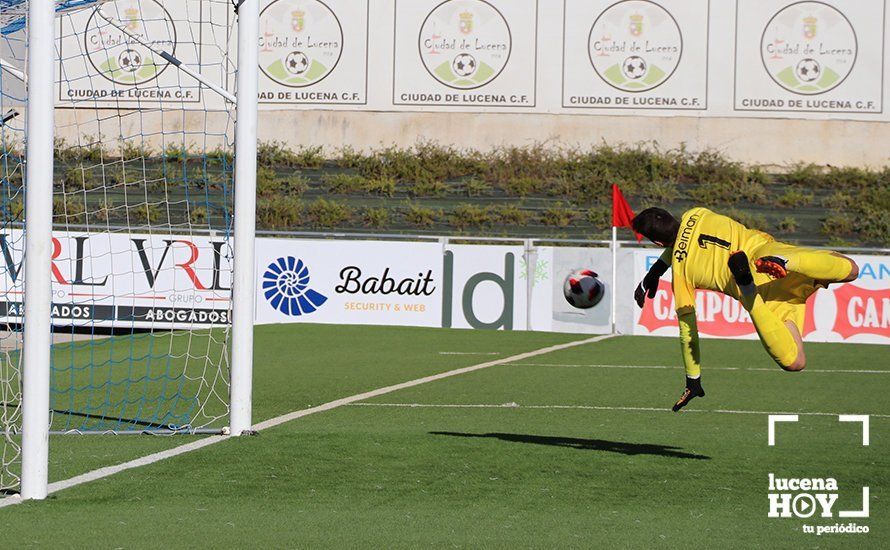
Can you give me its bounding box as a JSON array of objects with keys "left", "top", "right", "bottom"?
[{"left": 431, "top": 431, "right": 710, "bottom": 460}]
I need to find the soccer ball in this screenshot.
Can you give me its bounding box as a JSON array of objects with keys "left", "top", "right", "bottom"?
[
  {"left": 563, "top": 269, "right": 605, "bottom": 309},
  {"left": 285, "top": 51, "right": 310, "bottom": 75},
  {"left": 118, "top": 49, "right": 142, "bottom": 73},
  {"left": 796, "top": 58, "right": 821, "bottom": 83},
  {"left": 622, "top": 56, "right": 647, "bottom": 80},
  {"left": 452, "top": 53, "right": 477, "bottom": 77}
]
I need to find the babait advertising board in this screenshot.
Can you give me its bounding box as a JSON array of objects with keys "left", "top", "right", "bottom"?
[
  {"left": 254, "top": 238, "right": 442, "bottom": 327},
  {"left": 0, "top": 229, "right": 233, "bottom": 330},
  {"left": 253, "top": 240, "right": 536, "bottom": 330},
  {"left": 632, "top": 250, "right": 890, "bottom": 344}
]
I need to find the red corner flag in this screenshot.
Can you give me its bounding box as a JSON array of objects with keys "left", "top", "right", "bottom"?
[{"left": 612, "top": 184, "right": 643, "bottom": 242}]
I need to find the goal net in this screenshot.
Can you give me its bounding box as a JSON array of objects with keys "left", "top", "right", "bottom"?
[{"left": 0, "top": 0, "right": 252, "bottom": 493}]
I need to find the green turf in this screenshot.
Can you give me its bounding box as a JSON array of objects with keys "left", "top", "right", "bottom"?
[{"left": 2, "top": 326, "right": 888, "bottom": 548}]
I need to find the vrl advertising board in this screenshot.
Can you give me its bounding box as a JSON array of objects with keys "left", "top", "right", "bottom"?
[
  {"left": 632, "top": 250, "right": 890, "bottom": 344},
  {"left": 0, "top": 230, "right": 232, "bottom": 329}
]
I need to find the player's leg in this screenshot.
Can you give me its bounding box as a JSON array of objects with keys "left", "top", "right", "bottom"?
[
  {"left": 781, "top": 320, "right": 806, "bottom": 372},
  {"left": 728, "top": 251, "right": 805, "bottom": 371},
  {"left": 754, "top": 242, "right": 858, "bottom": 283}
]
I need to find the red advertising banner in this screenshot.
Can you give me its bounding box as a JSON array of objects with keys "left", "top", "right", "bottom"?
[
  {"left": 831, "top": 283, "right": 890, "bottom": 340},
  {"left": 632, "top": 252, "right": 889, "bottom": 345}
]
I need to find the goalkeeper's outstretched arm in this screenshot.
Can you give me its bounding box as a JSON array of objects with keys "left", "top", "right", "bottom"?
[{"left": 634, "top": 249, "right": 671, "bottom": 308}]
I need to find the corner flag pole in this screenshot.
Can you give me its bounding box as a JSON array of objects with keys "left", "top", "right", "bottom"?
[
  {"left": 611, "top": 225, "right": 618, "bottom": 334},
  {"left": 611, "top": 185, "right": 642, "bottom": 336}
]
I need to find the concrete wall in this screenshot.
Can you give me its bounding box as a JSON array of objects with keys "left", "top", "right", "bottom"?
[
  {"left": 51, "top": 107, "right": 887, "bottom": 169},
  {"left": 257, "top": 110, "right": 890, "bottom": 168}
]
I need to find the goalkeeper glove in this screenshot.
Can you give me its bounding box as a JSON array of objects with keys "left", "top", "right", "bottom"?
[
  {"left": 672, "top": 376, "right": 705, "bottom": 412},
  {"left": 634, "top": 259, "right": 669, "bottom": 308}
]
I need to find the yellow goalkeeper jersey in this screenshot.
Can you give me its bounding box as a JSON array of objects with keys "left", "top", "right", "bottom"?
[{"left": 665, "top": 207, "right": 773, "bottom": 313}]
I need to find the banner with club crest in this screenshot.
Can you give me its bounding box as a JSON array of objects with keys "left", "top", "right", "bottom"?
[
  {"left": 39, "top": 1, "right": 890, "bottom": 120},
  {"left": 256, "top": 0, "right": 368, "bottom": 105}
]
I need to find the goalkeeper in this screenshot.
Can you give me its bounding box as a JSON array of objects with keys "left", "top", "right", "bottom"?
[{"left": 631, "top": 207, "right": 859, "bottom": 412}]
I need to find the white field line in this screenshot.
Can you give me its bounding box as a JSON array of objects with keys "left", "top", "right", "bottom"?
[
  {"left": 508, "top": 363, "right": 890, "bottom": 374},
  {"left": 348, "top": 402, "right": 890, "bottom": 419},
  {"left": 0, "top": 436, "right": 226, "bottom": 509},
  {"left": 439, "top": 352, "right": 501, "bottom": 356},
  {"left": 0, "top": 334, "right": 615, "bottom": 508},
  {"left": 252, "top": 334, "right": 615, "bottom": 432}
]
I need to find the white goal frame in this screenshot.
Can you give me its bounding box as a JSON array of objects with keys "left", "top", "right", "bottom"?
[{"left": 18, "top": 0, "right": 259, "bottom": 500}]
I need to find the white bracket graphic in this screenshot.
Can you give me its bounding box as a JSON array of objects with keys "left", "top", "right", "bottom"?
[
  {"left": 768, "top": 414, "right": 799, "bottom": 446},
  {"left": 839, "top": 415, "right": 870, "bottom": 446},
  {"left": 768, "top": 415, "right": 871, "bottom": 519},
  {"left": 839, "top": 487, "right": 870, "bottom": 518}
]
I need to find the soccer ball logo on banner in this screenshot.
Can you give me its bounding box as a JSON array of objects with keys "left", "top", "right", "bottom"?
[
  {"left": 796, "top": 58, "right": 821, "bottom": 83},
  {"left": 622, "top": 56, "right": 647, "bottom": 80},
  {"left": 117, "top": 49, "right": 143, "bottom": 74},
  {"left": 452, "top": 53, "right": 477, "bottom": 78},
  {"left": 285, "top": 51, "right": 311, "bottom": 75}
]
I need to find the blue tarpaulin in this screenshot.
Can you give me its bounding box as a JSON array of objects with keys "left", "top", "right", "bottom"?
[{"left": 0, "top": 0, "right": 107, "bottom": 35}]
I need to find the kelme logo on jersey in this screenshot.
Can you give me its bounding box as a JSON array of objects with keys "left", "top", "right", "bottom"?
[
  {"left": 760, "top": 2, "right": 857, "bottom": 95},
  {"left": 262, "top": 257, "right": 327, "bottom": 316},
  {"left": 418, "top": 0, "right": 512, "bottom": 90},
  {"left": 588, "top": 0, "right": 683, "bottom": 93},
  {"left": 258, "top": 0, "right": 344, "bottom": 88}
]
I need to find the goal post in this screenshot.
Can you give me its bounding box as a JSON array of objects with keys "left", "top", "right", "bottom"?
[
  {"left": 21, "top": 0, "right": 58, "bottom": 501},
  {"left": 230, "top": 0, "right": 259, "bottom": 437},
  {"left": 4, "top": 0, "right": 260, "bottom": 500}
]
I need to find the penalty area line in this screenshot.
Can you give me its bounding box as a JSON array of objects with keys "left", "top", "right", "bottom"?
[
  {"left": 348, "top": 402, "right": 890, "bottom": 419},
  {"left": 0, "top": 333, "right": 615, "bottom": 508}
]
